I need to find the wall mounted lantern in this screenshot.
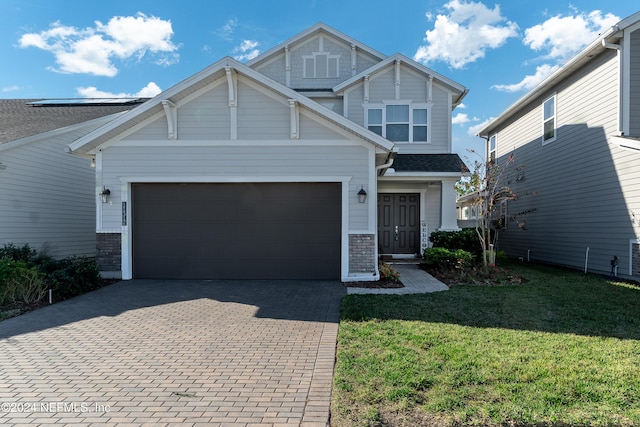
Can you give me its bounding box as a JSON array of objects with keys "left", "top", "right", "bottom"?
[
  {"left": 99, "top": 187, "right": 111, "bottom": 203},
  {"left": 357, "top": 186, "right": 368, "bottom": 203}
]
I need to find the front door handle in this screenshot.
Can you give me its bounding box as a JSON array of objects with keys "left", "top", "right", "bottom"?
[{"left": 394, "top": 225, "right": 399, "bottom": 241}]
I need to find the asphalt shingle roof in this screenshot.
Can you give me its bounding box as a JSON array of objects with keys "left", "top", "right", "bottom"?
[
  {"left": 0, "top": 99, "right": 146, "bottom": 144},
  {"left": 392, "top": 153, "right": 468, "bottom": 173}
]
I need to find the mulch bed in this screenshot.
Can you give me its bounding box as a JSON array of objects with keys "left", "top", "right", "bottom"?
[{"left": 345, "top": 279, "right": 404, "bottom": 288}]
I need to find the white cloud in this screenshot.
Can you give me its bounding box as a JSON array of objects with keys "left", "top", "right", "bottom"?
[
  {"left": 457, "top": 103, "right": 467, "bottom": 109},
  {"left": 76, "top": 81, "right": 162, "bottom": 98},
  {"left": 2, "top": 85, "right": 21, "bottom": 93},
  {"left": 468, "top": 117, "right": 495, "bottom": 136},
  {"left": 216, "top": 19, "right": 238, "bottom": 42},
  {"left": 491, "top": 64, "right": 560, "bottom": 92},
  {"left": 19, "top": 13, "right": 179, "bottom": 77},
  {"left": 452, "top": 113, "right": 480, "bottom": 125},
  {"left": 523, "top": 10, "right": 619, "bottom": 61},
  {"left": 414, "top": 0, "right": 518, "bottom": 69},
  {"left": 233, "top": 39, "right": 260, "bottom": 62},
  {"left": 491, "top": 9, "right": 619, "bottom": 94}
]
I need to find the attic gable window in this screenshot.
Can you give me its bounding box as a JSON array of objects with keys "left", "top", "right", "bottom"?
[
  {"left": 542, "top": 94, "right": 556, "bottom": 144},
  {"left": 366, "top": 103, "right": 430, "bottom": 143},
  {"left": 303, "top": 52, "right": 339, "bottom": 78}
]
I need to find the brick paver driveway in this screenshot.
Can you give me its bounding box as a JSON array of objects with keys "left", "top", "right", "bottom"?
[{"left": 0, "top": 279, "right": 346, "bottom": 426}]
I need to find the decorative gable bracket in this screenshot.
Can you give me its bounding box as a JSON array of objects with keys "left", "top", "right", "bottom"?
[
  {"left": 161, "top": 100, "right": 178, "bottom": 140},
  {"left": 288, "top": 99, "right": 299, "bottom": 140}
]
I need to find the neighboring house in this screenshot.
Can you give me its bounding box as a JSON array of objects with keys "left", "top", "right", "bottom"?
[
  {"left": 0, "top": 99, "right": 144, "bottom": 258},
  {"left": 69, "top": 23, "right": 467, "bottom": 281},
  {"left": 456, "top": 191, "right": 482, "bottom": 229},
  {"left": 477, "top": 11, "right": 640, "bottom": 278}
]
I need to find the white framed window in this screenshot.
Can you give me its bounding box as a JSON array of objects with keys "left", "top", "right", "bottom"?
[
  {"left": 365, "top": 102, "right": 430, "bottom": 143},
  {"left": 489, "top": 134, "right": 497, "bottom": 162},
  {"left": 303, "top": 52, "right": 339, "bottom": 78},
  {"left": 542, "top": 94, "right": 556, "bottom": 144}
]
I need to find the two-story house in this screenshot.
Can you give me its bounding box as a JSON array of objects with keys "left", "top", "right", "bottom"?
[
  {"left": 477, "top": 11, "right": 640, "bottom": 278},
  {"left": 69, "top": 23, "right": 468, "bottom": 281},
  {"left": 0, "top": 99, "right": 144, "bottom": 258}
]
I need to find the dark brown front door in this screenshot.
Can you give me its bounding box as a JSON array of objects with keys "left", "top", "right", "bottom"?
[
  {"left": 378, "top": 193, "right": 420, "bottom": 255},
  {"left": 132, "top": 183, "right": 341, "bottom": 280}
]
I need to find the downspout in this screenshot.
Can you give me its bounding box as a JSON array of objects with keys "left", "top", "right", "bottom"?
[
  {"left": 602, "top": 38, "right": 624, "bottom": 136},
  {"left": 373, "top": 149, "right": 397, "bottom": 277}
]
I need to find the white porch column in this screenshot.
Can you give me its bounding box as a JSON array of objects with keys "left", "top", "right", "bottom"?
[{"left": 440, "top": 179, "right": 460, "bottom": 231}]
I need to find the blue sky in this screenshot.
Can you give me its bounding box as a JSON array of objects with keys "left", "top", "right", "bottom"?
[{"left": 1, "top": 1, "right": 637, "bottom": 157}]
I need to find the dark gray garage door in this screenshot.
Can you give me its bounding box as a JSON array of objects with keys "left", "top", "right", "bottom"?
[{"left": 132, "top": 183, "right": 341, "bottom": 279}]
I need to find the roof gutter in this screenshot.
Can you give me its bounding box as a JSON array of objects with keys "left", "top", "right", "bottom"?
[{"left": 376, "top": 149, "right": 397, "bottom": 176}]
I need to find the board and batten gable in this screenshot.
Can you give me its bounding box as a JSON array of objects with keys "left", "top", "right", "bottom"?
[
  {"left": 0, "top": 121, "right": 102, "bottom": 258},
  {"left": 342, "top": 63, "right": 453, "bottom": 154},
  {"left": 489, "top": 47, "right": 640, "bottom": 276},
  {"left": 252, "top": 31, "right": 381, "bottom": 90}
]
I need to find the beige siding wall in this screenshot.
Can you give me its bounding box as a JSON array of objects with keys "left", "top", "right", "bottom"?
[
  {"left": 492, "top": 49, "right": 640, "bottom": 276},
  {"left": 0, "top": 128, "right": 96, "bottom": 258}
]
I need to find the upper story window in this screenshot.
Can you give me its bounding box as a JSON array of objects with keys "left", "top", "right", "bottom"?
[
  {"left": 542, "top": 94, "right": 556, "bottom": 144},
  {"left": 365, "top": 102, "right": 430, "bottom": 143},
  {"left": 303, "top": 52, "right": 339, "bottom": 78}
]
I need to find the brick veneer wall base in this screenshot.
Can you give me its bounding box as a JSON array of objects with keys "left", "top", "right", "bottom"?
[
  {"left": 349, "top": 234, "right": 376, "bottom": 275},
  {"left": 96, "top": 233, "right": 121, "bottom": 272}
]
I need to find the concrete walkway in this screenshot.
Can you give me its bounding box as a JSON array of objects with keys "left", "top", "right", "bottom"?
[
  {"left": 347, "top": 263, "right": 449, "bottom": 295},
  {"left": 0, "top": 279, "right": 345, "bottom": 427}
]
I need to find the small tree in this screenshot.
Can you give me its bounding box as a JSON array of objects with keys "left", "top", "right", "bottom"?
[{"left": 457, "top": 150, "right": 533, "bottom": 267}]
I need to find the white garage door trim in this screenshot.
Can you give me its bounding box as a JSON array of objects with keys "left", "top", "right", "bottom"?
[{"left": 119, "top": 175, "right": 353, "bottom": 280}]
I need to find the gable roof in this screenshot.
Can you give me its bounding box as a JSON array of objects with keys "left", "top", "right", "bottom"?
[
  {"left": 246, "top": 22, "right": 387, "bottom": 69},
  {"left": 68, "top": 56, "right": 395, "bottom": 155},
  {"left": 333, "top": 53, "right": 468, "bottom": 108},
  {"left": 0, "top": 99, "right": 145, "bottom": 145},
  {"left": 477, "top": 11, "right": 640, "bottom": 136}
]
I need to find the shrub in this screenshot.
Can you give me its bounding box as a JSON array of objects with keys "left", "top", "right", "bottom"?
[
  {"left": 43, "top": 256, "right": 100, "bottom": 301},
  {"left": 429, "top": 229, "right": 482, "bottom": 257},
  {"left": 0, "top": 243, "right": 37, "bottom": 264},
  {"left": 379, "top": 263, "right": 400, "bottom": 283},
  {"left": 0, "top": 258, "right": 46, "bottom": 305},
  {"left": 423, "top": 247, "right": 474, "bottom": 270}
]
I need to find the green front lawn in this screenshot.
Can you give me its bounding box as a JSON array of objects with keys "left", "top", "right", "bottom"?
[{"left": 332, "top": 262, "right": 640, "bottom": 426}]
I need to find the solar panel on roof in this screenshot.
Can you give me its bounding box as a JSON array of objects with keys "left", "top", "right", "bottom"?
[{"left": 26, "top": 98, "right": 142, "bottom": 106}]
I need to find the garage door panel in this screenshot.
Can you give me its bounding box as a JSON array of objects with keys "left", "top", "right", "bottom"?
[{"left": 132, "top": 183, "right": 341, "bottom": 279}]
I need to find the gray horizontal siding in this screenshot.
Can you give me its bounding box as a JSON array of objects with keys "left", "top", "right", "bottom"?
[
  {"left": 630, "top": 29, "right": 640, "bottom": 136},
  {"left": 343, "top": 67, "right": 452, "bottom": 154},
  {"left": 100, "top": 144, "right": 371, "bottom": 230},
  {"left": 237, "top": 83, "right": 290, "bottom": 139},
  {"left": 0, "top": 132, "right": 96, "bottom": 258},
  {"left": 493, "top": 49, "right": 640, "bottom": 276},
  {"left": 124, "top": 79, "right": 345, "bottom": 142}
]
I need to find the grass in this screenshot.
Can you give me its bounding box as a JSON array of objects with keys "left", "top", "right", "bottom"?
[{"left": 331, "top": 262, "right": 640, "bottom": 426}]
